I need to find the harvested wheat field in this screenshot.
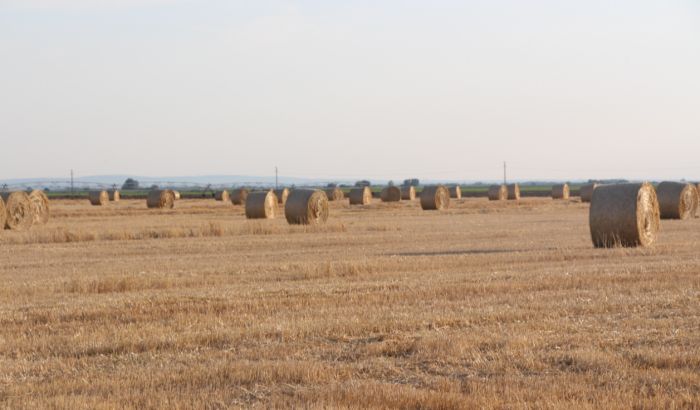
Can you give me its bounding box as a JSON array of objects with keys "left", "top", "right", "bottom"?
[{"left": 1, "top": 197, "right": 699, "bottom": 409}]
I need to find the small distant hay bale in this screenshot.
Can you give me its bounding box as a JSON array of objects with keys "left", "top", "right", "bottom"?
[
  {"left": 285, "top": 189, "right": 329, "bottom": 225},
  {"left": 589, "top": 182, "right": 659, "bottom": 248},
  {"left": 29, "top": 190, "right": 50, "bottom": 225},
  {"left": 0, "top": 197, "right": 6, "bottom": 230},
  {"left": 421, "top": 185, "right": 450, "bottom": 210},
  {"left": 580, "top": 183, "right": 598, "bottom": 203},
  {"left": 349, "top": 187, "right": 372, "bottom": 205},
  {"left": 325, "top": 187, "right": 344, "bottom": 201},
  {"left": 173, "top": 191, "right": 181, "bottom": 200},
  {"left": 274, "top": 188, "right": 290, "bottom": 205},
  {"left": 231, "top": 188, "right": 249, "bottom": 205},
  {"left": 1, "top": 192, "right": 33, "bottom": 231},
  {"left": 88, "top": 191, "right": 109, "bottom": 206},
  {"left": 488, "top": 185, "right": 507, "bottom": 201},
  {"left": 215, "top": 190, "right": 230, "bottom": 202},
  {"left": 552, "top": 184, "right": 570, "bottom": 200},
  {"left": 507, "top": 184, "right": 520, "bottom": 200},
  {"left": 147, "top": 190, "right": 175, "bottom": 209},
  {"left": 656, "top": 181, "right": 698, "bottom": 220},
  {"left": 245, "top": 191, "right": 278, "bottom": 219},
  {"left": 380, "top": 186, "right": 401, "bottom": 202},
  {"left": 109, "top": 190, "right": 120, "bottom": 202},
  {"left": 401, "top": 186, "right": 416, "bottom": 200},
  {"left": 448, "top": 186, "right": 462, "bottom": 199}
]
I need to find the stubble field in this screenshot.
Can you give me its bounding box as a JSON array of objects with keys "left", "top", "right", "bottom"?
[{"left": 1, "top": 197, "right": 699, "bottom": 409}]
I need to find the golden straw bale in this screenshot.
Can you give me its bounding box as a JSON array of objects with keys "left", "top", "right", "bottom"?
[
  {"left": 401, "top": 186, "right": 416, "bottom": 200},
  {"left": 552, "top": 184, "right": 570, "bottom": 200},
  {"left": 88, "top": 191, "right": 109, "bottom": 206},
  {"left": 380, "top": 186, "right": 401, "bottom": 202},
  {"left": 285, "top": 189, "right": 329, "bottom": 225},
  {"left": 245, "top": 191, "right": 278, "bottom": 219},
  {"left": 349, "top": 187, "right": 372, "bottom": 205},
  {"left": 29, "top": 190, "right": 50, "bottom": 225},
  {"left": 1, "top": 191, "right": 33, "bottom": 231},
  {"left": 488, "top": 185, "right": 507, "bottom": 201},
  {"left": 147, "top": 190, "right": 176, "bottom": 209},
  {"left": 420, "top": 185, "right": 450, "bottom": 210},
  {"left": 656, "top": 181, "right": 698, "bottom": 220},
  {"left": 507, "top": 184, "right": 520, "bottom": 200}
]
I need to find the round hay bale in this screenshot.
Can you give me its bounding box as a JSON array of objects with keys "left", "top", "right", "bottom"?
[
  {"left": 488, "top": 184, "right": 507, "bottom": 201},
  {"left": 580, "top": 183, "right": 598, "bottom": 203},
  {"left": 380, "top": 186, "right": 401, "bottom": 202},
  {"left": 109, "top": 190, "right": 120, "bottom": 202},
  {"left": 656, "top": 181, "right": 698, "bottom": 220},
  {"left": 2, "top": 192, "right": 33, "bottom": 231},
  {"left": 349, "top": 187, "right": 372, "bottom": 205},
  {"left": 274, "top": 188, "right": 290, "bottom": 205},
  {"left": 173, "top": 191, "right": 181, "bottom": 200},
  {"left": 245, "top": 191, "right": 278, "bottom": 219},
  {"left": 285, "top": 189, "right": 329, "bottom": 225},
  {"left": 421, "top": 185, "right": 450, "bottom": 210},
  {"left": 449, "top": 186, "right": 462, "bottom": 199},
  {"left": 29, "top": 190, "right": 50, "bottom": 225},
  {"left": 589, "top": 182, "right": 659, "bottom": 248},
  {"left": 0, "top": 197, "right": 6, "bottom": 230},
  {"left": 88, "top": 191, "right": 109, "bottom": 206},
  {"left": 552, "top": 184, "right": 570, "bottom": 200},
  {"left": 215, "top": 190, "right": 230, "bottom": 202},
  {"left": 231, "top": 188, "right": 249, "bottom": 205},
  {"left": 324, "top": 187, "right": 344, "bottom": 201},
  {"left": 401, "top": 186, "right": 416, "bottom": 200},
  {"left": 147, "top": 190, "right": 175, "bottom": 209},
  {"left": 507, "top": 184, "right": 520, "bottom": 200}
]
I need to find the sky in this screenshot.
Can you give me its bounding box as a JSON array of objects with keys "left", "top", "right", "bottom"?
[{"left": 1, "top": 0, "right": 699, "bottom": 182}]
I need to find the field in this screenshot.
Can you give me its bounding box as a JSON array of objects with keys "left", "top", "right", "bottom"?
[{"left": 1, "top": 197, "right": 699, "bottom": 408}]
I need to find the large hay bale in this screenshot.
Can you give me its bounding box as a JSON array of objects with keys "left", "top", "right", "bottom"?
[
  {"left": 245, "top": 191, "right": 278, "bottom": 219},
  {"left": 401, "top": 186, "right": 416, "bottom": 200},
  {"left": 507, "top": 184, "right": 520, "bottom": 200},
  {"left": 231, "top": 188, "right": 249, "bottom": 205},
  {"left": 173, "top": 191, "right": 181, "bottom": 200},
  {"left": 147, "top": 190, "right": 175, "bottom": 209},
  {"left": 2, "top": 192, "right": 33, "bottom": 231},
  {"left": 88, "top": 191, "right": 109, "bottom": 206},
  {"left": 325, "top": 187, "right": 344, "bottom": 201},
  {"left": 274, "top": 188, "right": 290, "bottom": 205},
  {"left": 580, "top": 183, "right": 598, "bottom": 203},
  {"left": 285, "top": 189, "right": 329, "bottom": 225},
  {"left": 552, "top": 184, "right": 570, "bottom": 200},
  {"left": 421, "top": 185, "right": 450, "bottom": 210},
  {"left": 0, "top": 197, "right": 6, "bottom": 230},
  {"left": 656, "top": 181, "right": 698, "bottom": 220},
  {"left": 215, "top": 190, "right": 230, "bottom": 202},
  {"left": 589, "top": 183, "right": 659, "bottom": 248},
  {"left": 488, "top": 185, "right": 507, "bottom": 201},
  {"left": 449, "top": 186, "right": 462, "bottom": 199},
  {"left": 29, "top": 190, "right": 50, "bottom": 225},
  {"left": 349, "top": 187, "right": 372, "bottom": 205},
  {"left": 109, "top": 190, "right": 120, "bottom": 202},
  {"left": 380, "top": 186, "right": 401, "bottom": 202}
]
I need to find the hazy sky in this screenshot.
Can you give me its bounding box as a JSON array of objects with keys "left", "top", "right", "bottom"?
[{"left": 1, "top": 0, "right": 699, "bottom": 182}]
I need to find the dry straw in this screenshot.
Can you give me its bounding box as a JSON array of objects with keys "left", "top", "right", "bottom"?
[
  {"left": 580, "top": 183, "right": 598, "bottom": 203},
  {"left": 215, "top": 190, "right": 230, "bottom": 202},
  {"left": 274, "top": 188, "right": 290, "bottom": 206},
  {"left": 589, "top": 182, "right": 659, "bottom": 248},
  {"left": 109, "top": 190, "right": 120, "bottom": 202},
  {"left": 88, "top": 191, "right": 109, "bottom": 206},
  {"left": 0, "top": 197, "right": 6, "bottom": 230},
  {"left": 552, "top": 184, "right": 570, "bottom": 200},
  {"left": 380, "top": 186, "right": 401, "bottom": 202},
  {"left": 245, "top": 191, "right": 278, "bottom": 219},
  {"left": 349, "top": 187, "right": 372, "bottom": 205},
  {"left": 449, "top": 186, "right": 462, "bottom": 199},
  {"left": 488, "top": 185, "right": 507, "bottom": 201},
  {"left": 29, "top": 190, "right": 50, "bottom": 225},
  {"left": 173, "top": 191, "right": 181, "bottom": 200},
  {"left": 507, "top": 184, "right": 520, "bottom": 200},
  {"left": 1, "top": 192, "right": 34, "bottom": 231},
  {"left": 421, "top": 185, "right": 450, "bottom": 210},
  {"left": 231, "top": 188, "right": 249, "bottom": 205},
  {"left": 325, "top": 187, "right": 344, "bottom": 201},
  {"left": 656, "top": 181, "right": 698, "bottom": 220},
  {"left": 147, "top": 190, "right": 176, "bottom": 209},
  {"left": 401, "top": 186, "right": 416, "bottom": 200},
  {"left": 285, "top": 189, "right": 329, "bottom": 225}
]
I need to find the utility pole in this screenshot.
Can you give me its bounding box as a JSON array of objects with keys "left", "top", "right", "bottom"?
[
  {"left": 503, "top": 162, "right": 507, "bottom": 185},
  {"left": 275, "top": 166, "right": 278, "bottom": 190},
  {"left": 70, "top": 169, "right": 74, "bottom": 194}
]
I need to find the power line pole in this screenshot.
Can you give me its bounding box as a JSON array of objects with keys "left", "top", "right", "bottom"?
[
  {"left": 70, "top": 169, "right": 74, "bottom": 194},
  {"left": 503, "top": 162, "right": 507, "bottom": 185},
  {"left": 275, "top": 166, "right": 278, "bottom": 190}
]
